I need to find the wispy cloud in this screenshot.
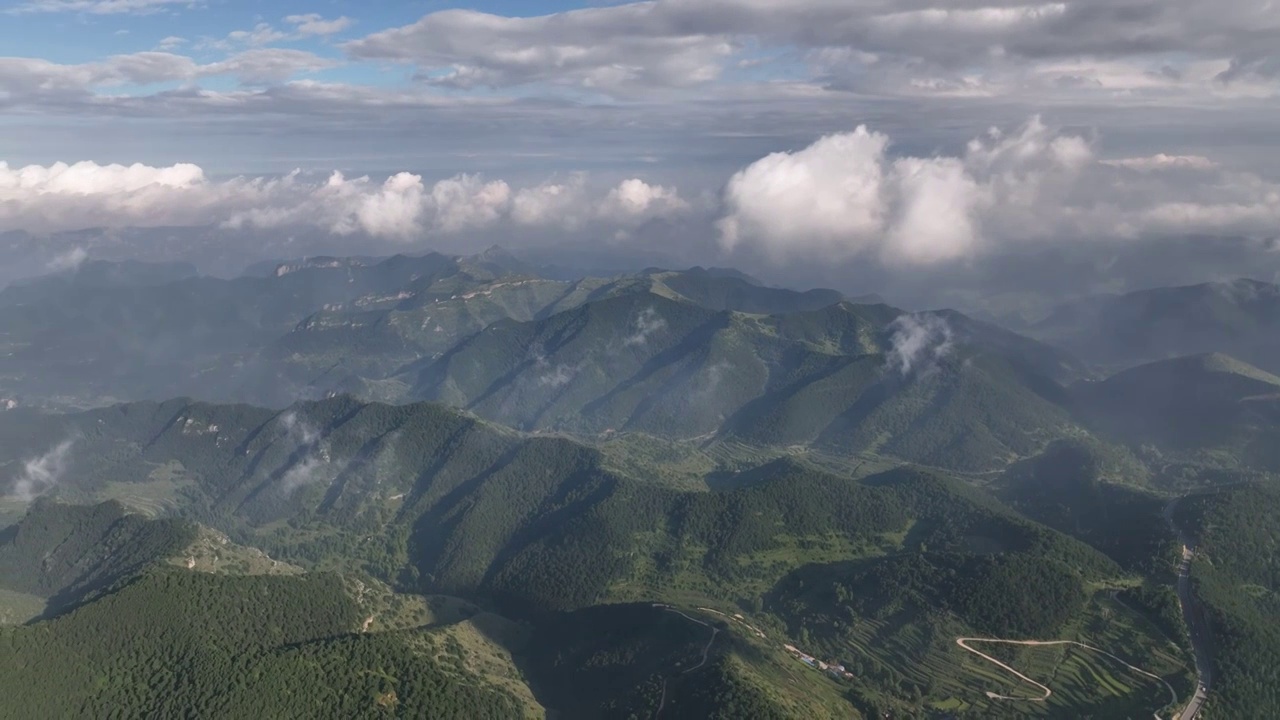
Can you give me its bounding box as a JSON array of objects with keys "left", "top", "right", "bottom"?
[
  {"left": 9, "top": 440, "right": 75, "bottom": 502},
  {"left": 886, "top": 314, "right": 954, "bottom": 376},
  {"left": 277, "top": 411, "right": 326, "bottom": 494},
  {"left": 624, "top": 307, "right": 668, "bottom": 347},
  {"left": 11, "top": 0, "right": 194, "bottom": 15}
]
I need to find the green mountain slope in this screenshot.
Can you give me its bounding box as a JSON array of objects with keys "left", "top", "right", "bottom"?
[
  {"left": 0, "top": 498, "right": 196, "bottom": 615},
  {"left": 0, "top": 395, "right": 1196, "bottom": 718},
  {"left": 411, "top": 294, "right": 1086, "bottom": 471},
  {"left": 264, "top": 265, "right": 852, "bottom": 404},
  {"left": 0, "top": 569, "right": 532, "bottom": 719},
  {"left": 0, "top": 397, "right": 1107, "bottom": 612}
]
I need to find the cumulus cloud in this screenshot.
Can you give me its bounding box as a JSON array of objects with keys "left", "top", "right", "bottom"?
[
  {"left": 9, "top": 439, "right": 75, "bottom": 502},
  {"left": 718, "top": 116, "right": 1280, "bottom": 266},
  {"left": 0, "top": 160, "right": 690, "bottom": 240},
  {"left": 511, "top": 174, "right": 590, "bottom": 228},
  {"left": 886, "top": 314, "right": 954, "bottom": 376},
  {"left": 598, "top": 179, "right": 690, "bottom": 223}
]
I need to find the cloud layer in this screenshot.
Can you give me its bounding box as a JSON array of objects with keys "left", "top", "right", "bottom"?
[
  {"left": 344, "top": 0, "right": 1280, "bottom": 102},
  {"left": 0, "top": 159, "right": 692, "bottom": 239},
  {"left": 3, "top": 116, "right": 1279, "bottom": 272},
  {"left": 718, "top": 117, "right": 1280, "bottom": 266}
]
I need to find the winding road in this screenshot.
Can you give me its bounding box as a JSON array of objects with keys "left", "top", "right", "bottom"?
[
  {"left": 954, "top": 498, "right": 1214, "bottom": 720},
  {"left": 955, "top": 637, "right": 1177, "bottom": 712}
]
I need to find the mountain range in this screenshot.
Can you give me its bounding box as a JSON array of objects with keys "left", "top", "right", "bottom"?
[{"left": 1, "top": 251, "right": 1278, "bottom": 718}]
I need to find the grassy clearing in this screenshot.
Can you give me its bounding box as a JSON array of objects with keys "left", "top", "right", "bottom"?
[{"left": 0, "top": 588, "right": 45, "bottom": 625}]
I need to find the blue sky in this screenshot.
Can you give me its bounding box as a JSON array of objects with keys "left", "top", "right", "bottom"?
[{"left": 0, "top": 2, "right": 603, "bottom": 61}]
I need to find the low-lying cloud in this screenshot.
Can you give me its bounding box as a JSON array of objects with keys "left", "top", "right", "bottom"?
[
  {"left": 886, "top": 314, "right": 954, "bottom": 376},
  {"left": 0, "top": 160, "right": 691, "bottom": 240},
  {"left": 624, "top": 307, "right": 669, "bottom": 347},
  {"left": 277, "top": 411, "right": 327, "bottom": 494},
  {"left": 9, "top": 439, "right": 75, "bottom": 502}
]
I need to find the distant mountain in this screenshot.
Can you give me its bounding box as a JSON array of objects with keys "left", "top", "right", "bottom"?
[
  {"left": 0, "top": 252, "right": 868, "bottom": 411},
  {"left": 1033, "top": 279, "right": 1280, "bottom": 373},
  {"left": 7, "top": 259, "right": 199, "bottom": 292},
  {"left": 0, "top": 253, "right": 480, "bottom": 407},
  {"left": 1074, "top": 353, "right": 1280, "bottom": 468}
]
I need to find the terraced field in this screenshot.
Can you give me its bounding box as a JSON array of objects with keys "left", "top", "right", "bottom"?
[
  {"left": 806, "top": 590, "right": 1193, "bottom": 718},
  {"left": 950, "top": 594, "right": 1191, "bottom": 718}
]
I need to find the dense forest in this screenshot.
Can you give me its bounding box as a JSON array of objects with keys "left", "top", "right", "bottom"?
[
  {"left": 1179, "top": 484, "right": 1280, "bottom": 717},
  {"left": 0, "top": 570, "right": 527, "bottom": 719}
]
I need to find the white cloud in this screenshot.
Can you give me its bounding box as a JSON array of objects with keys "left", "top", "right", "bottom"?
[
  {"left": 277, "top": 412, "right": 326, "bottom": 494},
  {"left": 11, "top": 0, "right": 191, "bottom": 14},
  {"left": 156, "top": 35, "right": 187, "bottom": 51},
  {"left": 719, "top": 127, "right": 890, "bottom": 260},
  {"left": 0, "top": 159, "right": 690, "bottom": 240},
  {"left": 886, "top": 314, "right": 954, "bottom": 376},
  {"left": 430, "top": 174, "right": 512, "bottom": 233},
  {"left": 286, "top": 14, "right": 354, "bottom": 38},
  {"left": 341, "top": 1, "right": 1280, "bottom": 102},
  {"left": 718, "top": 116, "right": 1280, "bottom": 266},
  {"left": 346, "top": 7, "right": 735, "bottom": 95},
  {"left": 624, "top": 307, "right": 668, "bottom": 347},
  {"left": 1103, "top": 154, "right": 1219, "bottom": 172},
  {"left": 511, "top": 174, "right": 589, "bottom": 228},
  {"left": 9, "top": 439, "right": 74, "bottom": 502},
  {"left": 598, "top": 179, "right": 689, "bottom": 223},
  {"left": 206, "top": 15, "right": 354, "bottom": 52},
  {"left": 0, "top": 50, "right": 336, "bottom": 102},
  {"left": 46, "top": 246, "right": 88, "bottom": 272},
  {"left": 204, "top": 49, "right": 340, "bottom": 85}
]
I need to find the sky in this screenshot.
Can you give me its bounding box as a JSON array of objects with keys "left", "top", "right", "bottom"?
[{"left": 2, "top": 0, "right": 1280, "bottom": 312}]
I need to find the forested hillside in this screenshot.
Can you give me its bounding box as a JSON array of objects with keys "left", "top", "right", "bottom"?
[
  {"left": 412, "top": 295, "right": 1086, "bottom": 471},
  {"left": 0, "top": 498, "right": 196, "bottom": 615},
  {"left": 1177, "top": 484, "right": 1280, "bottom": 718},
  {"left": 0, "top": 570, "right": 531, "bottom": 719}
]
